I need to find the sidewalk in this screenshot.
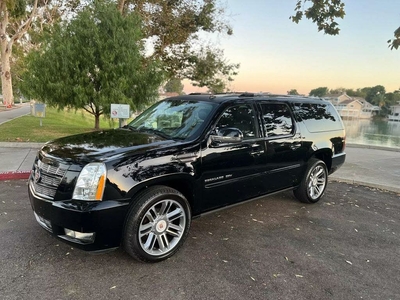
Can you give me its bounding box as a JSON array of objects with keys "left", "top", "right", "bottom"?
[
  {"left": 0, "top": 102, "right": 39, "bottom": 180},
  {"left": 329, "top": 144, "right": 400, "bottom": 194},
  {"left": 0, "top": 142, "right": 42, "bottom": 180},
  {"left": 0, "top": 142, "right": 399, "bottom": 193}
]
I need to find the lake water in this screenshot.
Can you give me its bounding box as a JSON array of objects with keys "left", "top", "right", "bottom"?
[{"left": 342, "top": 119, "right": 400, "bottom": 149}]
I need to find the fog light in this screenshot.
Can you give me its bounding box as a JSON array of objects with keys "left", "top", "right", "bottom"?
[{"left": 64, "top": 228, "right": 95, "bottom": 244}]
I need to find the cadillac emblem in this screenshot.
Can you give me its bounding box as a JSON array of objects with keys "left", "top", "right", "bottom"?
[{"left": 34, "top": 169, "right": 41, "bottom": 184}]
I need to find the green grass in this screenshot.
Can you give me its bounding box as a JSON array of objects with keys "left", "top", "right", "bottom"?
[{"left": 0, "top": 107, "right": 122, "bottom": 143}]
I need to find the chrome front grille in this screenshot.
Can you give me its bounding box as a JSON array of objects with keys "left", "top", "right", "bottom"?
[
  {"left": 32, "top": 158, "right": 69, "bottom": 199},
  {"left": 37, "top": 160, "right": 67, "bottom": 177},
  {"left": 40, "top": 172, "right": 63, "bottom": 186},
  {"left": 32, "top": 184, "right": 57, "bottom": 198}
]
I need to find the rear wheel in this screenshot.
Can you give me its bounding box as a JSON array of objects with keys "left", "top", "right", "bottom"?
[
  {"left": 123, "top": 186, "right": 191, "bottom": 262},
  {"left": 294, "top": 158, "right": 328, "bottom": 203}
]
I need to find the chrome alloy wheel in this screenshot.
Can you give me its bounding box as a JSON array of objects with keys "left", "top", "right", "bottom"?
[
  {"left": 138, "top": 199, "right": 186, "bottom": 256},
  {"left": 307, "top": 165, "right": 327, "bottom": 200}
]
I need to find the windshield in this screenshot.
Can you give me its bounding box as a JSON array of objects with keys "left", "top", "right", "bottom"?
[{"left": 128, "top": 99, "right": 217, "bottom": 140}]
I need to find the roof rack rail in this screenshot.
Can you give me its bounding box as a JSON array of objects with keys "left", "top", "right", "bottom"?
[
  {"left": 239, "top": 92, "right": 271, "bottom": 97},
  {"left": 212, "top": 93, "right": 241, "bottom": 97},
  {"left": 265, "top": 94, "right": 302, "bottom": 98}
]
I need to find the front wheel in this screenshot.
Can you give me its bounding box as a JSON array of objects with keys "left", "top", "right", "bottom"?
[
  {"left": 294, "top": 158, "right": 328, "bottom": 204},
  {"left": 123, "top": 186, "right": 191, "bottom": 262}
]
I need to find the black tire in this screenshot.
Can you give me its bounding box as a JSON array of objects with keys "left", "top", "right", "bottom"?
[
  {"left": 293, "top": 158, "right": 328, "bottom": 204},
  {"left": 123, "top": 186, "right": 191, "bottom": 262}
]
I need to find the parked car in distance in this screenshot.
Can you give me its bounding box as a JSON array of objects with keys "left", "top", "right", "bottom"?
[{"left": 28, "top": 93, "right": 346, "bottom": 262}]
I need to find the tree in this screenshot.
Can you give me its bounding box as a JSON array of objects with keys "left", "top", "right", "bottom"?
[
  {"left": 290, "top": 0, "right": 345, "bottom": 35},
  {"left": 1, "top": 1, "right": 84, "bottom": 106},
  {"left": 116, "top": 0, "right": 239, "bottom": 90},
  {"left": 183, "top": 46, "right": 238, "bottom": 90},
  {"left": 207, "top": 80, "right": 226, "bottom": 94},
  {"left": 359, "top": 85, "right": 396, "bottom": 116},
  {"left": 287, "top": 89, "right": 299, "bottom": 95},
  {"left": 388, "top": 26, "right": 400, "bottom": 50},
  {"left": 164, "top": 78, "right": 184, "bottom": 95},
  {"left": 0, "top": 0, "right": 38, "bottom": 107},
  {"left": 365, "top": 85, "right": 386, "bottom": 104},
  {"left": 329, "top": 88, "right": 346, "bottom": 95},
  {"left": 21, "top": 0, "right": 163, "bottom": 129},
  {"left": 4, "top": 0, "right": 239, "bottom": 107},
  {"left": 375, "top": 90, "right": 400, "bottom": 117},
  {"left": 309, "top": 87, "right": 328, "bottom": 97},
  {"left": 385, "top": 91, "right": 400, "bottom": 106},
  {"left": 345, "top": 88, "right": 366, "bottom": 98},
  {"left": 291, "top": 0, "right": 399, "bottom": 50}
]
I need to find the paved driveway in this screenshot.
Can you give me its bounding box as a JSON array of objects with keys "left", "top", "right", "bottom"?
[
  {"left": 1, "top": 180, "right": 399, "bottom": 300},
  {"left": 0, "top": 103, "right": 30, "bottom": 125}
]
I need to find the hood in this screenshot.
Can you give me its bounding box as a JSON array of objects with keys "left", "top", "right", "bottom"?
[{"left": 40, "top": 128, "right": 178, "bottom": 165}]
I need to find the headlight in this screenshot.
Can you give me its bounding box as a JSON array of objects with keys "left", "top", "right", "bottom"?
[{"left": 73, "top": 163, "right": 107, "bottom": 201}]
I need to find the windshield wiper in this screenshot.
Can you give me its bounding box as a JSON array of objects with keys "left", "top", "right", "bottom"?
[
  {"left": 136, "top": 127, "right": 171, "bottom": 139},
  {"left": 125, "top": 125, "right": 139, "bottom": 132}
]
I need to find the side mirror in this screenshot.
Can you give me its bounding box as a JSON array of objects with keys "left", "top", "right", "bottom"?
[{"left": 210, "top": 127, "right": 243, "bottom": 144}]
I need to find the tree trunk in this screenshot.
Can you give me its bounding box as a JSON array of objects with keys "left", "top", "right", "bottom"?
[
  {"left": 0, "top": 0, "right": 38, "bottom": 107},
  {"left": 95, "top": 114, "right": 100, "bottom": 129},
  {"left": 0, "top": 1, "right": 13, "bottom": 107},
  {"left": 117, "top": 0, "right": 126, "bottom": 14},
  {"left": 1, "top": 42, "right": 13, "bottom": 107}
]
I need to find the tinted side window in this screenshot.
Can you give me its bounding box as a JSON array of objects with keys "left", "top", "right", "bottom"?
[
  {"left": 260, "top": 103, "right": 294, "bottom": 137},
  {"left": 293, "top": 102, "right": 343, "bottom": 132},
  {"left": 216, "top": 105, "right": 257, "bottom": 139}
]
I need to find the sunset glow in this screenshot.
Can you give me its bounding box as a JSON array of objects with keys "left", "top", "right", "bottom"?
[{"left": 184, "top": 1, "right": 400, "bottom": 95}]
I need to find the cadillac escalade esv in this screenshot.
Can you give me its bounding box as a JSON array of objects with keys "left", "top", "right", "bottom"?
[{"left": 28, "top": 93, "right": 346, "bottom": 262}]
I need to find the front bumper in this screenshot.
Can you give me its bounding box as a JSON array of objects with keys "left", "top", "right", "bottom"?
[{"left": 29, "top": 181, "right": 130, "bottom": 251}]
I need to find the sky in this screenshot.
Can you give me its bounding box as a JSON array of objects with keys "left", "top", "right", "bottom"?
[{"left": 184, "top": 0, "right": 400, "bottom": 95}]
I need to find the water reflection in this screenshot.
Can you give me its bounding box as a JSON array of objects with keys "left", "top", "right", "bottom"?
[{"left": 342, "top": 119, "right": 400, "bottom": 149}]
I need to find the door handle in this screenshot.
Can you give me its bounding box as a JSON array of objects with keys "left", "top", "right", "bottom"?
[
  {"left": 250, "top": 150, "right": 265, "bottom": 156},
  {"left": 250, "top": 144, "right": 265, "bottom": 156}
]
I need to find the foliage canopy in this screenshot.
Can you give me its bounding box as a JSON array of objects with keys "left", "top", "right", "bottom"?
[
  {"left": 309, "top": 87, "right": 328, "bottom": 97},
  {"left": 164, "top": 78, "right": 184, "bottom": 95},
  {"left": 291, "top": 0, "right": 399, "bottom": 50},
  {"left": 287, "top": 89, "right": 300, "bottom": 95},
  {"left": 117, "top": 0, "right": 239, "bottom": 89},
  {"left": 290, "top": 0, "right": 345, "bottom": 36},
  {"left": 21, "top": 0, "right": 163, "bottom": 129}
]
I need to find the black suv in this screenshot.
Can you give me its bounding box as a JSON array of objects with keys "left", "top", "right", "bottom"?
[{"left": 28, "top": 93, "right": 346, "bottom": 262}]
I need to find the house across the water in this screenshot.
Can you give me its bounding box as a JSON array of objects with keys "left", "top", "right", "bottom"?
[{"left": 324, "top": 93, "right": 380, "bottom": 119}]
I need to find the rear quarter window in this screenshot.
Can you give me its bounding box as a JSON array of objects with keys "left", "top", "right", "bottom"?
[
  {"left": 259, "top": 103, "right": 294, "bottom": 137},
  {"left": 293, "top": 102, "right": 343, "bottom": 132}
]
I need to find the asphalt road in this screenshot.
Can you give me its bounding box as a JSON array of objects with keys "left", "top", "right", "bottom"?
[
  {"left": 0, "top": 104, "right": 30, "bottom": 126},
  {"left": 1, "top": 180, "right": 399, "bottom": 300}
]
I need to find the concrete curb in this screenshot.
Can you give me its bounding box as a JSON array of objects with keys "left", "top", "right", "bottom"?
[
  {"left": 0, "top": 142, "right": 41, "bottom": 181},
  {"left": 346, "top": 143, "right": 400, "bottom": 152},
  {"left": 0, "top": 142, "right": 43, "bottom": 148},
  {"left": 0, "top": 171, "right": 31, "bottom": 181},
  {"left": 329, "top": 178, "right": 400, "bottom": 194}
]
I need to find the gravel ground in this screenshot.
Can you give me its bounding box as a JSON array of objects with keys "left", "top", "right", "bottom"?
[{"left": 1, "top": 180, "right": 399, "bottom": 300}]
